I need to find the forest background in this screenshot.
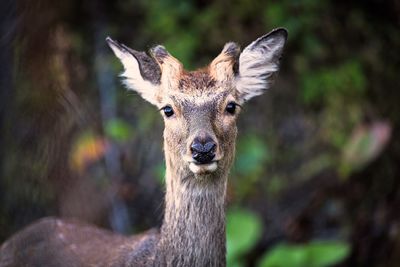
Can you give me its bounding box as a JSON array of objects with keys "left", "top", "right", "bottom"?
[{"left": 1, "top": 0, "right": 399, "bottom": 266}]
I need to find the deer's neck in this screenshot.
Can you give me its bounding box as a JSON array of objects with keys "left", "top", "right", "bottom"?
[{"left": 155, "top": 157, "right": 228, "bottom": 267}]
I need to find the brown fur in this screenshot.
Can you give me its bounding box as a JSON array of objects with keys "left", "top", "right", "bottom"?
[
  {"left": 178, "top": 71, "right": 216, "bottom": 93},
  {"left": 0, "top": 217, "right": 159, "bottom": 267}
]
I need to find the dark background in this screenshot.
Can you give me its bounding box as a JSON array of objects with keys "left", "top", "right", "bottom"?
[{"left": 1, "top": 0, "right": 399, "bottom": 266}]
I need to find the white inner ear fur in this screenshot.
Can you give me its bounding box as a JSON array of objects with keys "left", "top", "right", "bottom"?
[
  {"left": 108, "top": 41, "right": 159, "bottom": 106},
  {"left": 235, "top": 31, "right": 286, "bottom": 102}
]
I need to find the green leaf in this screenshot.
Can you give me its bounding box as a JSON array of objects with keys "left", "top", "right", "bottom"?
[
  {"left": 258, "top": 240, "right": 350, "bottom": 267},
  {"left": 307, "top": 240, "right": 350, "bottom": 267},
  {"left": 258, "top": 244, "right": 308, "bottom": 267},
  {"left": 227, "top": 208, "right": 263, "bottom": 266}
]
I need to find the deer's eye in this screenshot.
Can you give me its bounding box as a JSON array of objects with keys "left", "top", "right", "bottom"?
[
  {"left": 162, "top": 105, "right": 174, "bottom": 117},
  {"left": 225, "top": 102, "right": 237, "bottom": 115},
  {"left": 162, "top": 106, "right": 174, "bottom": 117}
]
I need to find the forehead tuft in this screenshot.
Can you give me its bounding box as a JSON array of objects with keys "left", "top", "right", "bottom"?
[{"left": 178, "top": 71, "right": 216, "bottom": 93}]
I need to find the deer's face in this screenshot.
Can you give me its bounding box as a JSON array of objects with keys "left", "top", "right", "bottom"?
[
  {"left": 107, "top": 29, "right": 287, "bottom": 176},
  {"left": 159, "top": 72, "right": 239, "bottom": 175}
]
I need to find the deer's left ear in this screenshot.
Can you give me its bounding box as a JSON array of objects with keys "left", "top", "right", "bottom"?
[{"left": 235, "top": 28, "right": 287, "bottom": 103}]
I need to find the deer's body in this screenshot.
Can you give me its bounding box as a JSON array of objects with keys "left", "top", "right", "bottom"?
[
  {"left": 0, "top": 28, "right": 287, "bottom": 267},
  {"left": 0, "top": 217, "right": 158, "bottom": 266}
]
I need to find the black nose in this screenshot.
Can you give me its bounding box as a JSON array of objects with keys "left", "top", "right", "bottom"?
[{"left": 190, "top": 136, "right": 217, "bottom": 164}]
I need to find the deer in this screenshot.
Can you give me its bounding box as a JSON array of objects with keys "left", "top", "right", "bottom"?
[{"left": 0, "top": 28, "right": 287, "bottom": 267}]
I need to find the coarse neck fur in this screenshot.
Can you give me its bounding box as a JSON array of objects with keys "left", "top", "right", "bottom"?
[{"left": 154, "top": 151, "right": 229, "bottom": 267}]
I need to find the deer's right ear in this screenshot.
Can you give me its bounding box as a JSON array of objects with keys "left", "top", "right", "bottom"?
[{"left": 106, "top": 37, "right": 161, "bottom": 106}]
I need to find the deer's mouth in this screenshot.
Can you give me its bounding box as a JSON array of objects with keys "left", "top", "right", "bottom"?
[
  {"left": 188, "top": 161, "right": 218, "bottom": 174},
  {"left": 183, "top": 153, "right": 223, "bottom": 174}
]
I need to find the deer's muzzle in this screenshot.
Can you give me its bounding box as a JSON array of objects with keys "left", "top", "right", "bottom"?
[{"left": 190, "top": 136, "right": 217, "bottom": 165}]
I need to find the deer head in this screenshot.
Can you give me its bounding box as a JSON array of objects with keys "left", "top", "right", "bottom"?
[{"left": 106, "top": 28, "right": 287, "bottom": 180}]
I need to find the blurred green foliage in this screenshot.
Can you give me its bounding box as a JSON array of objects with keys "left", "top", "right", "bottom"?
[
  {"left": 142, "top": 0, "right": 201, "bottom": 68},
  {"left": 301, "top": 60, "right": 366, "bottom": 105},
  {"left": 258, "top": 240, "right": 350, "bottom": 267},
  {"left": 105, "top": 119, "right": 135, "bottom": 143},
  {"left": 232, "top": 134, "right": 271, "bottom": 198},
  {"left": 154, "top": 163, "right": 166, "bottom": 185},
  {"left": 227, "top": 208, "right": 263, "bottom": 267},
  {"left": 339, "top": 122, "right": 391, "bottom": 178},
  {"left": 235, "top": 135, "right": 271, "bottom": 176}
]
